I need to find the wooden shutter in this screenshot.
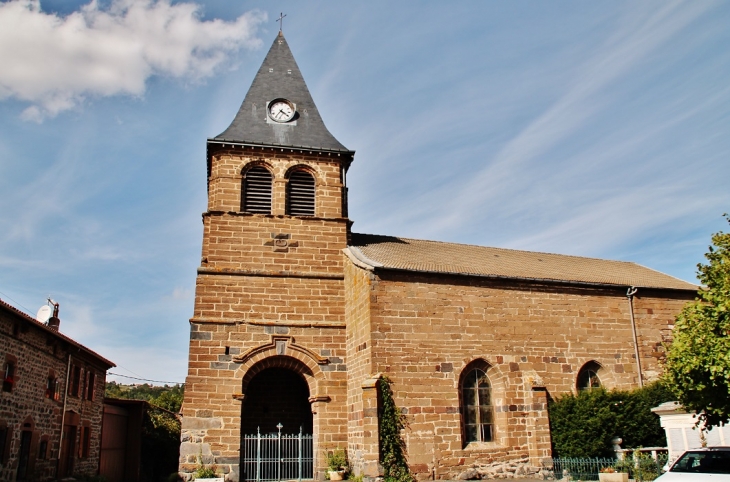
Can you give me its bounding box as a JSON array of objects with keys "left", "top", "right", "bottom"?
[
  {"left": 286, "top": 171, "right": 315, "bottom": 216},
  {"left": 242, "top": 166, "right": 273, "bottom": 214}
]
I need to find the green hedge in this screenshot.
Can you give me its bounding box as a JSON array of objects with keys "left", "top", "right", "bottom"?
[{"left": 548, "top": 381, "right": 674, "bottom": 458}]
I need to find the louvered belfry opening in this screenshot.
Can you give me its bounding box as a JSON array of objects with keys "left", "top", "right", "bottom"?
[
  {"left": 286, "top": 170, "right": 315, "bottom": 216},
  {"left": 242, "top": 166, "right": 273, "bottom": 214}
]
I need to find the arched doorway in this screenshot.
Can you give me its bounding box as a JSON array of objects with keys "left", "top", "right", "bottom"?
[
  {"left": 240, "top": 361, "right": 314, "bottom": 481},
  {"left": 241, "top": 367, "right": 313, "bottom": 434}
]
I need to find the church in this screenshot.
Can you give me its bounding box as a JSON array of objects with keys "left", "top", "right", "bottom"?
[{"left": 179, "top": 32, "right": 696, "bottom": 481}]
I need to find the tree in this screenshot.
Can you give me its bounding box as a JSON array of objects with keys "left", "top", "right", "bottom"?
[{"left": 664, "top": 215, "right": 730, "bottom": 427}]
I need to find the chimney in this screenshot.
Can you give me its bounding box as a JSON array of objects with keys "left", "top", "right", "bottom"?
[
  {"left": 47, "top": 316, "right": 60, "bottom": 331},
  {"left": 47, "top": 300, "right": 60, "bottom": 331}
]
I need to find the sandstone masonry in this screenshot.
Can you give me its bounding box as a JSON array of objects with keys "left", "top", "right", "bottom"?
[{"left": 180, "top": 31, "right": 697, "bottom": 482}]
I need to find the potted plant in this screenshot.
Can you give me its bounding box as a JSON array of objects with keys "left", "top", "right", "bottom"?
[
  {"left": 326, "top": 449, "right": 348, "bottom": 481},
  {"left": 598, "top": 466, "right": 628, "bottom": 482},
  {"left": 193, "top": 452, "right": 224, "bottom": 482}
]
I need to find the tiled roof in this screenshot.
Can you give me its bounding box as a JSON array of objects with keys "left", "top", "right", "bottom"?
[
  {"left": 0, "top": 298, "right": 115, "bottom": 368},
  {"left": 347, "top": 233, "right": 697, "bottom": 291},
  {"left": 213, "top": 32, "right": 352, "bottom": 153}
]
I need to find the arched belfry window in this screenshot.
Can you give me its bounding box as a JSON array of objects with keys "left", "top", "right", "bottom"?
[
  {"left": 577, "top": 361, "right": 603, "bottom": 391},
  {"left": 286, "top": 170, "right": 315, "bottom": 216},
  {"left": 242, "top": 166, "right": 273, "bottom": 214},
  {"left": 460, "top": 364, "right": 493, "bottom": 444}
]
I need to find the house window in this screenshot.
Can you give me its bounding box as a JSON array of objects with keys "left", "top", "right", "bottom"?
[
  {"left": 2, "top": 361, "right": 15, "bottom": 392},
  {"left": 79, "top": 426, "right": 90, "bottom": 458},
  {"left": 46, "top": 373, "right": 60, "bottom": 401},
  {"left": 0, "top": 422, "right": 10, "bottom": 464},
  {"left": 577, "top": 361, "right": 603, "bottom": 391},
  {"left": 242, "top": 166, "right": 273, "bottom": 214},
  {"left": 69, "top": 365, "right": 82, "bottom": 397},
  {"left": 286, "top": 170, "right": 315, "bottom": 216},
  {"left": 85, "top": 371, "right": 95, "bottom": 401},
  {"left": 461, "top": 366, "right": 493, "bottom": 444},
  {"left": 39, "top": 438, "right": 48, "bottom": 460}
]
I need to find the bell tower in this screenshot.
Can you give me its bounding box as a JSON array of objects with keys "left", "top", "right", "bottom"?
[{"left": 180, "top": 32, "right": 354, "bottom": 481}]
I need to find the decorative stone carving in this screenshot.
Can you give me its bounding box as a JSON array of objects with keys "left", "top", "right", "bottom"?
[{"left": 232, "top": 335, "right": 329, "bottom": 365}]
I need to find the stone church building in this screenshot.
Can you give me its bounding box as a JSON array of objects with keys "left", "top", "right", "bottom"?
[{"left": 180, "top": 32, "right": 696, "bottom": 481}]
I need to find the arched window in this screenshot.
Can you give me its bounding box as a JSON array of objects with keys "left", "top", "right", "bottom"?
[
  {"left": 461, "top": 365, "right": 493, "bottom": 443},
  {"left": 286, "top": 170, "right": 315, "bottom": 216},
  {"left": 242, "top": 166, "right": 273, "bottom": 214},
  {"left": 577, "top": 361, "right": 603, "bottom": 391}
]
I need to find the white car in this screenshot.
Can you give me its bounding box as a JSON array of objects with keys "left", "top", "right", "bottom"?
[{"left": 655, "top": 447, "right": 730, "bottom": 481}]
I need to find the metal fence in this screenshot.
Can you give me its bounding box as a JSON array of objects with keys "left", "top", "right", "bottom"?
[
  {"left": 241, "top": 425, "right": 313, "bottom": 482},
  {"left": 548, "top": 454, "right": 669, "bottom": 481}
]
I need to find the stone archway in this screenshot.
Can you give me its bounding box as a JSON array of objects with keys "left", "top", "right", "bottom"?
[
  {"left": 241, "top": 365, "right": 313, "bottom": 435},
  {"left": 239, "top": 356, "right": 317, "bottom": 481}
]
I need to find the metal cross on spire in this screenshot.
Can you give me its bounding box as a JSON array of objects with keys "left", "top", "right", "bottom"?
[{"left": 276, "top": 12, "right": 287, "bottom": 32}]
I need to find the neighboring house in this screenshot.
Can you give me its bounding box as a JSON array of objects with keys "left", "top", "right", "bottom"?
[
  {"left": 653, "top": 401, "right": 730, "bottom": 459},
  {"left": 0, "top": 298, "right": 114, "bottom": 481},
  {"left": 179, "top": 32, "right": 697, "bottom": 481}
]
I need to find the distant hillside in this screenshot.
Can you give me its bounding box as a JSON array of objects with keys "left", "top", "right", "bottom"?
[{"left": 105, "top": 381, "right": 184, "bottom": 412}]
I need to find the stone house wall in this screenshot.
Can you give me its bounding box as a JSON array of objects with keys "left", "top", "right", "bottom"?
[{"left": 0, "top": 302, "right": 110, "bottom": 481}]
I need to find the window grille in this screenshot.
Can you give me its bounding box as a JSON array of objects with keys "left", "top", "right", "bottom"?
[
  {"left": 243, "top": 166, "right": 273, "bottom": 214},
  {"left": 461, "top": 367, "right": 493, "bottom": 443},
  {"left": 286, "top": 170, "right": 315, "bottom": 216}
]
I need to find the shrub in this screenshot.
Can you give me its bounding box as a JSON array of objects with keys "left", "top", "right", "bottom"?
[
  {"left": 378, "top": 376, "right": 414, "bottom": 482},
  {"left": 548, "top": 381, "right": 674, "bottom": 457}
]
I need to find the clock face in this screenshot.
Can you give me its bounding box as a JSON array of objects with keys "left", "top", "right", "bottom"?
[{"left": 268, "top": 99, "right": 295, "bottom": 123}]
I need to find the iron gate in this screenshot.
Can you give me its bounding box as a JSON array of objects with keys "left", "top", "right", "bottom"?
[{"left": 242, "top": 425, "right": 313, "bottom": 481}]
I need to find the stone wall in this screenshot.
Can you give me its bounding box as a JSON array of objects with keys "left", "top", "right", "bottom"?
[
  {"left": 343, "top": 264, "right": 693, "bottom": 480},
  {"left": 180, "top": 146, "right": 351, "bottom": 481},
  {"left": 206, "top": 147, "right": 346, "bottom": 219},
  {"left": 184, "top": 144, "right": 694, "bottom": 482},
  {"left": 0, "top": 303, "right": 109, "bottom": 481},
  {"left": 344, "top": 262, "right": 376, "bottom": 477}
]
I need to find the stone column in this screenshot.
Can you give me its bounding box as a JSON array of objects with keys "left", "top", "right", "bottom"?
[
  {"left": 361, "top": 375, "right": 382, "bottom": 480},
  {"left": 527, "top": 386, "right": 552, "bottom": 467}
]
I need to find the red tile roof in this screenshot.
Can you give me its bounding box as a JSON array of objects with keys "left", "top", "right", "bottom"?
[{"left": 347, "top": 233, "right": 697, "bottom": 291}]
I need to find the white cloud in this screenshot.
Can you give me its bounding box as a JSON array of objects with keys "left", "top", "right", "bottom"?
[{"left": 0, "top": 0, "right": 266, "bottom": 120}]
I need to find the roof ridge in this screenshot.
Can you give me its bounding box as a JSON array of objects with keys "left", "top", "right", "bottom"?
[
  {"left": 631, "top": 261, "right": 699, "bottom": 287},
  {"left": 351, "top": 232, "right": 643, "bottom": 265},
  {"left": 0, "top": 297, "right": 115, "bottom": 368}
]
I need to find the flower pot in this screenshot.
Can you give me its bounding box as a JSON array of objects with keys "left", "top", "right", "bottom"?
[
  {"left": 598, "top": 473, "right": 628, "bottom": 482},
  {"left": 328, "top": 470, "right": 345, "bottom": 481}
]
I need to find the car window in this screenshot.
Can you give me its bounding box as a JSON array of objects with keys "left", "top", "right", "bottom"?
[{"left": 671, "top": 451, "right": 730, "bottom": 474}]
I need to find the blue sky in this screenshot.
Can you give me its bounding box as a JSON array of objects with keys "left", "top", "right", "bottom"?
[{"left": 1, "top": 0, "right": 728, "bottom": 384}]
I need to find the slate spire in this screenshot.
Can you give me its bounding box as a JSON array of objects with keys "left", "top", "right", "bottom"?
[{"left": 213, "top": 32, "right": 350, "bottom": 153}]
